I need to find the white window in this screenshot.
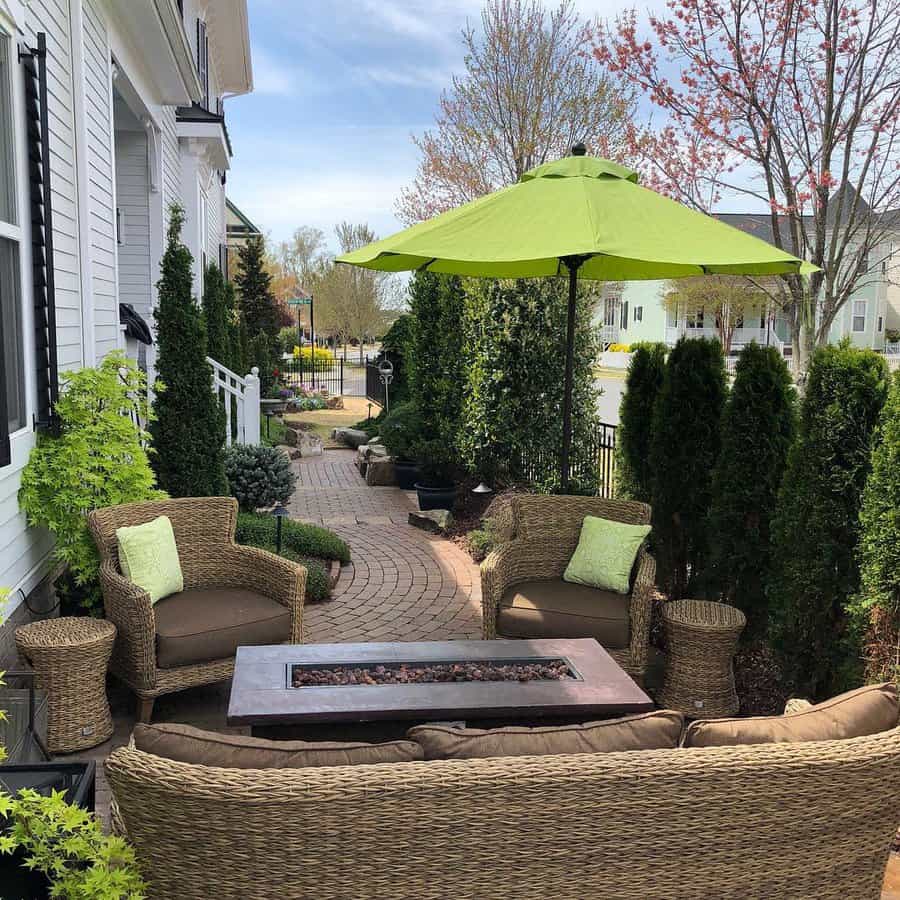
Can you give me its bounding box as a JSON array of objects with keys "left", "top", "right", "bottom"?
[
  {"left": 686, "top": 307, "right": 704, "bottom": 329},
  {"left": 0, "top": 28, "right": 25, "bottom": 443},
  {"left": 852, "top": 299, "right": 866, "bottom": 333},
  {"left": 197, "top": 19, "right": 209, "bottom": 110}
]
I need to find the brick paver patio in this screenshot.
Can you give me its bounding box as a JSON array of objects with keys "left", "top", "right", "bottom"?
[
  {"left": 293, "top": 450, "right": 482, "bottom": 644},
  {"left": 71, "top": 446, "right": 482, "bottom": 822}
]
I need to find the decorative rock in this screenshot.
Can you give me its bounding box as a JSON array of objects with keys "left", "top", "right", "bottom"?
[
  {"left": 366, "top": 456, "right": 396, "bottom": 486},
  {"left": 366, "top": 435, "right": 382, "bottom": 446},
  {"left": 282, "top": 426, "right": 301, "bottom": 448},
  {"left": 277, "top": 444, "right": 302, "bottom": 461},
  {"left": 408, "top": 509, "right": 454, "bottom": 534},
  {"left": 332, "top": 427, "right": 370, "bottom": 449},
  {"left": 298, "top": 431, "right": 324, "bottom": 457},
  {"left": 367, "top": 444, "right": 388, "bottom": 458},
  {"left": 325, "top": 395, "right": 344, "bottom": 410}
]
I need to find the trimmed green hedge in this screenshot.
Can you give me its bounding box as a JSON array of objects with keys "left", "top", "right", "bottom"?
[{"left": 236, "top": 512, "right": 351, "bottom": 563}]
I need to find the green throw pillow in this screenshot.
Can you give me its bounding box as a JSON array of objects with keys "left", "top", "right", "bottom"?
[
  {"left": 116, "top": 515, "right": 184, "bottom": 604},
  {"left": 563, "top": 515, "right": 651, "bottom": 594}
]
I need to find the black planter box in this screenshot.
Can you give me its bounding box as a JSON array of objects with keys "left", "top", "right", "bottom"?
[
  {"left": 415, "top": 483, "right": 456, "bottom": 511},
  {"left": 0, "top": 761, "right": 96, "bottom": 900}
]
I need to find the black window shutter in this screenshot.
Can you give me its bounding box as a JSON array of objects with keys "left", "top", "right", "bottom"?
[
  {"left": 621, "top": 301, "right": 629, "bottom": 330},
  {"left": 21, "top": 33, "right": 59, "bottom": 433},
  {"left": 197, "top": 20, "right": 209, "bottom": 109},
  {"left": 0, "top": 307, "right": 9, "bottom": 467}
]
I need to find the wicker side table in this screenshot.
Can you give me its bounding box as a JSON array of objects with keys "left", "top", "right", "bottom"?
[
  {"left": 15, "top": 617, "right": 116, "bottom": 753},
  {"left": 658, "top": 599, "right": 746, "bottom": 718}
]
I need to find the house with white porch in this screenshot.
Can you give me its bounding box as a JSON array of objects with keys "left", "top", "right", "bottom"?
[
  {"left": 594, "top": 206, "right": 893, "bottom": 359},
  {"left": 0, "top": 0, "right": 253, "bottom": 640}
]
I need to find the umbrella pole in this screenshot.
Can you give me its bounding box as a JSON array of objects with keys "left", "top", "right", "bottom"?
[{"left": 560, "top": 256, "right": 583, "bottom": 493}]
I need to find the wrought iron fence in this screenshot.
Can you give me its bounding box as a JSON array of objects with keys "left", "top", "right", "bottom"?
[
  {"left": 281, "top": 355, "right": 368, "bottom": 396},
  {"left": 490, "top": 422, "right": 618, "bottom": 498},
  {"left": 366, "top": 361, "right": 386, "bottom": 407}
]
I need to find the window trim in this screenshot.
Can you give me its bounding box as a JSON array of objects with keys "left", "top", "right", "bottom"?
[
  {"left": 851, "top": 299, "right": 866, "bottom": 333},
  {"left": 0, "top": 20, "right": 27, "bottom": 466}
]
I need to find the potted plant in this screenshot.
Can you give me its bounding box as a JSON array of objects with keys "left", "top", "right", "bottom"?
[
  {"left": 379, "top": 402, "right": 421, "bottom": 490},
  {"left": 261, "top": 384, "right": 292, "bottom": 415},
  {"left": 413, "top": 437, "right": 457, "bottom": 510}
]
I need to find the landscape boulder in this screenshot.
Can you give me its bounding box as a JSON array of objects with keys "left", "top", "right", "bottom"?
[
  {"left": 332, "top": 427, "right": 370, "bottom": 449},
  {"left": 298, "top": 431, "right": 324, "bottom": 457},
  {"left": 366, "top": 456, "right": 397, "bottom": 486},
  {"left": 325, "top": 395, "right": 344, "bottom": 410},
  {"left": 408, "top": 509, "right": 454, "bottom": 534}
]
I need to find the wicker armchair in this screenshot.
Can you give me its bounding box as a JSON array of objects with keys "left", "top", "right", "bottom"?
[
  {"left": 481, "top": 494, "right": 655, "bottom": 682},
  {"left": 88, "top": 497, "right": 306, "bottom": 722}
]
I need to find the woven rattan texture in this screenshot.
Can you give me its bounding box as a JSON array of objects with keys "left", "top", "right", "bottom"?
[
  {"left": 658, "top": 599, "right": 746, "bottom": 718},
  {"left": 87, "top": 497, "right": 306, "bottom": 704},
  {"left": 480, "top": 494, "right": 655, "bottom": 680},
  {"left": 15, "top": 616, "right": 116, "bottom": 752}
]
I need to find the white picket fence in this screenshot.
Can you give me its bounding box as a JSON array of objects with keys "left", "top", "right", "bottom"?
[{"left": 207, "top": 358, "right": 261, "bottom": 446}]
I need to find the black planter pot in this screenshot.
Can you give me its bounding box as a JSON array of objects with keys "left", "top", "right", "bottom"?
[
  {"left": 415, "top": 482, "right": 456, "bottom": 511},
  {"left": 0, "top": 761, "right": 96, "bottom": 900},
  {"left": 394, "top": 460, "right": 420, "bottom": 491}
]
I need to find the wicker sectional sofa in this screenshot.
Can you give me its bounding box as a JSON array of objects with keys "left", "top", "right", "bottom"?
[{"left": 106, "top": 707, "right": 900, "bottom": 899}]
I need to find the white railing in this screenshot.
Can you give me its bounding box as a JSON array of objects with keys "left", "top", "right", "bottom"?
[
  {"left": 885, "top": 342, "right": 900, "bottom": 372},
  {"left": 598, "top": 324, "right": 619, "bottom": 345},
  {"left": 207, "top": 358, "right": 260, "bottom": 446}
]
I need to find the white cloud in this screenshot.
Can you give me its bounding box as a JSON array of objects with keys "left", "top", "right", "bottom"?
[
  {"left": 351, "top": 63, "right": 456, "bottom": 91},
  {"left": 250, "top": 46, "right": 298, "bottom": 96}
]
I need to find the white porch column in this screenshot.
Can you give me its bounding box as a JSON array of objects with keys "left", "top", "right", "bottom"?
[{"left": 179, "top": 138, "right": 205, "bottom": 301}]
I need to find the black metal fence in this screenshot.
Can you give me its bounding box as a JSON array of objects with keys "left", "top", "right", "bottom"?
[
  {"left": 513, "top": 422, "right": 618, "bottom": 498},
  {"left": 366, "top": 361, "right": 387, "bottom": 408},
  {"left": 281, "top": 355, "right": 368, "bottom": 396}
]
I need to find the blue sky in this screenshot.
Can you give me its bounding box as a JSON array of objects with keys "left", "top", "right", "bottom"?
[{"left": 225, "top": 0, "right": 662, "bottom": 253}]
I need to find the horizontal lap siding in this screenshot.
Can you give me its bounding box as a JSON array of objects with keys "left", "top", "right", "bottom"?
[
  {"left": 82, "top": 0, "right": 117, "bottom": 359},
  {"left": 114, "top": 130, "right": 151, "bottom": 319}
]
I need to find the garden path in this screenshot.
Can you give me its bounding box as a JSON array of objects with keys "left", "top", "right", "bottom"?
[{"left": 290, "top": 449, "right": 483, "bottom": 643}]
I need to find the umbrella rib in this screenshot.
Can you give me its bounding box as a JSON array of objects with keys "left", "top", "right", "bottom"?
[{"left": 416, "top": 258, "right": 437, "bottom": 272}]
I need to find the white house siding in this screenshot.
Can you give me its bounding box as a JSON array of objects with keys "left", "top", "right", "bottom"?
[
  {"left": 81, "top": 0, "right": 118, "bottom": 359},
  {"left": 114, "top": 129, "right": 151, "bottom": 318},
  {"left": 160, "top": 105, "right": 180, "bottom": 216},
  {"left": 25, "top": 0, "right": 83, "bottom": 371}
]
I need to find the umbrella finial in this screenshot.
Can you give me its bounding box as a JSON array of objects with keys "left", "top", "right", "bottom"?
[{"left": 571, "top": 142, "right": 587, "bottom": 156}]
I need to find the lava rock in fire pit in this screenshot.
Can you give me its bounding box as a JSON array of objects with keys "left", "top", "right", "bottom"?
[{"left": 291, "top": 659, "right": 575, "bottom": 688}]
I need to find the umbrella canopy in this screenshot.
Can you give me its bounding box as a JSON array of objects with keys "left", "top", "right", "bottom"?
[{"left": 337, "top": 146, "right": 813, "bottom": 488}]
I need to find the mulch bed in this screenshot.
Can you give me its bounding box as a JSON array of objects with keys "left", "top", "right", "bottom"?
[{"left": 291, "top": 659, "right": 574, "bottom": 687}]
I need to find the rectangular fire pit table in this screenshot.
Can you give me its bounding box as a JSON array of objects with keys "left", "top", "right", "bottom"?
[{"left": 227, "top": 639, "right": 654, "bottom": 741}]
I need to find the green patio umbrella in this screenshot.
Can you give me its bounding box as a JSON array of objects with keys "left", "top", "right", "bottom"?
[{"left": 337, "top": 145, "right": 813, "bottom": 489}]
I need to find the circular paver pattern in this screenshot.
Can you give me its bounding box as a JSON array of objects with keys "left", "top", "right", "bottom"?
[{"left": 288, "top": 450, "right": 482, "bottom": 644}]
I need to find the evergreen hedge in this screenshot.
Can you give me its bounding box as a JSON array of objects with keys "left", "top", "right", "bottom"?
[
  {"left": 202, "top": 263, "right": 230, "bottom": 366},
  {"left": 150, "top": 205, "right": 227, "bottom": 498},
  {"left": 649, "top": 337, "right": 727, "bottom": 597},
  {"left": 850, "top": 370, "right": 900, "bottom": 685},
  {"left": 704, "top": 344, "right": 795, "bottom": 634},
  {"left": 459, "top": 278, "right": 598, "bottom": 492},
  {"left": 407, "top": 272, "right": 466, "bottom": 482},
  {"left": 235, "top": 235, "right": 279, "bottom": 344},
  {"left": 768, "top": 342, "right": 889, "bottom": 699},
  {"left": 616, "top": 342, "right": 667, "bottom": 502}
]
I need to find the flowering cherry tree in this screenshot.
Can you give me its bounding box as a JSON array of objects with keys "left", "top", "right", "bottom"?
[{"left": 594, "top": 0, "right": 900, "bottom": 371}]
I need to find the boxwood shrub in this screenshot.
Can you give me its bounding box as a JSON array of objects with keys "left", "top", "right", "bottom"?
[{"left": 236, "top": 512, "right": 351, "bottom": 563}]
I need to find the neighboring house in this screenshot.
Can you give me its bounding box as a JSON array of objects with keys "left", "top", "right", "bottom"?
[
  {"left": 0, "top": 0, "right": 253, "bottom": 634},
  {"left": 224, "top": 196, "right": 260, "bottom": 278},
  {"left": 594, "top": 198, "right": 893, "bottom": 356}
]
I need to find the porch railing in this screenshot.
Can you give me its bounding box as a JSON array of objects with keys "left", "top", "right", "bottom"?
[{"left": 207, "top": 358, "right": 260, "bottom": 446}]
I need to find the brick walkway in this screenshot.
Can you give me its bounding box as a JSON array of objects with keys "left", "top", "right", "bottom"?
[{"left": 290, "top": 449, "right": 482, "bottom": 643}]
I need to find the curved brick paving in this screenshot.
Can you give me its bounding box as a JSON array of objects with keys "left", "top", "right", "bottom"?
[{"left": 289, "top": 449, "right": 483, "bottom": 643}]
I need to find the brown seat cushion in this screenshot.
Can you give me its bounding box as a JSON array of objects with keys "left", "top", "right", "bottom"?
[
  {"left": 154, "top": 587, "right": 291, "bottom": 669},
  {"left": 408, "top": 710, "right": 683, "bottom": 760},
  {"left": 133, "top": 722, "right": 424, "bottom": 768},
  {"left": 497, "top": 579, "right": 630, "bottom": 648},
  {"left": 684, "top": 683, "right": 899, "bottom": 748}
]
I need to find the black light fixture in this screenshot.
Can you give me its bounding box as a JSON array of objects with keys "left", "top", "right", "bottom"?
[{"left": 272, "top": 505, "right": 289, "bottom": 554}]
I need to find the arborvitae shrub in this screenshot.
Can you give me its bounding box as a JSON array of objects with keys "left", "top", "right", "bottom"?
[
  {"left": 202, "top": 262, "right": 230, "bottom": 365},
  {"left": 649, "top": 336, "right": 727, "bottom": 597},
  {"left": 850, "top": 371, "right": 900, "bottom": 685},
  {"left": 768, "top": 342, "right": 888, "bottom": 699},
  {"left": 704, "top": 343, "right": 795, "bottom": 635},
  {"left": 616, "top": 342, "right": 667, "bottom": 502},
  {"left": 150, "top": 205, "right": 227, "bottom": 497}
]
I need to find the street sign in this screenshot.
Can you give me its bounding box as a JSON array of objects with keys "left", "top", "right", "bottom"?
[{"left": 288, "top": 296, "right": 312, "bottom": 307}]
